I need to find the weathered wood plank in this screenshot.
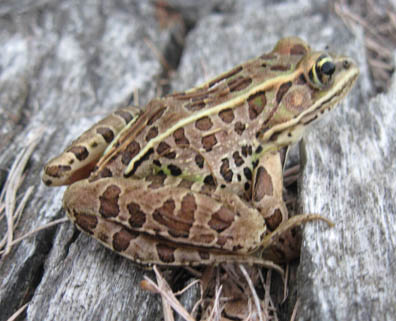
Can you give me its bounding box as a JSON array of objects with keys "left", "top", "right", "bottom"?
[{"left": 2, "top": 0, "right": 393, "bottom": 320}]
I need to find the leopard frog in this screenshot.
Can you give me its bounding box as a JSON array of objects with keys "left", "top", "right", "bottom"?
[{"left": 42, "top": 37, "right": 358, "bottom": 267}]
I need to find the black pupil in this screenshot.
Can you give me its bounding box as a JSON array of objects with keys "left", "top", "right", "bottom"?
[{"left": 321, "top": 61, "right": 336, "bottom": 75}]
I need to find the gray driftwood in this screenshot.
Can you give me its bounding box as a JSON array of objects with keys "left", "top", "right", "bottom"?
[{"left": 1, "top": 1, "right": 394, "bottom": 321}]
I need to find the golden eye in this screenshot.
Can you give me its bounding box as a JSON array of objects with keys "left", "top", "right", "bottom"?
[{"left": 308, "top": 54, "right": 335, "bottom": 88}]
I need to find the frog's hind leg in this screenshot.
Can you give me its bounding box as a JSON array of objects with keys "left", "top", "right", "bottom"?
[
  {"left": 42, "top": 106, "right": 141, "bottom": 186},
  {"left": 70, "top": 211, "right": 284, "bottom": 275}
]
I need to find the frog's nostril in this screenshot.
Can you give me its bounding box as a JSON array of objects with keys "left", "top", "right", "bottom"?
[{"left": 343, "top": 60, "right": 351, "bottom": 69}]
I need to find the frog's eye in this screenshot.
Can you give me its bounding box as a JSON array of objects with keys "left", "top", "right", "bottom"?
[{"left": 308, "top": 54, "right": 335, "bottom": 88}]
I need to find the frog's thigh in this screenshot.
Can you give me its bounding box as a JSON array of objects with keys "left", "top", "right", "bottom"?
[
  {"left": 65, "top": 207, "right": 282, "bottom": 270},
  {"left": 64, "top": 175, "right": 267, "bottom": 256},
  {"left": 42, "top": 106, "right": 141, "bottom": 186}
]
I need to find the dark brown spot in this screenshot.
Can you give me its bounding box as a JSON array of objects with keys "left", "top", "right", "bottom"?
[
  {"left": 178, "top": 179, "right": 194, "bottom": 189},
  {"left": 172, "top": 90, "right": 207, "bottom": 100},
  {"left": 204, "top": 175, "right": 216, "bottom": 186},
  {"left": 153, "top": 199, "right": 175, "bottom": 221},
  {"left": 173, "top": 128, "right": 189, "bottom": 146},
  {"left": 270, "top": 64, "right": 291, "bottom": 72},
  {"left": 266, "top": 209, "right": 283, "bottom": 231},
  {"left": 97, "top": 168, "right": 113, "bottom": 178},
  {"left": 90, "top": 142, "right": 98, "bottom": 148},
  {"left": 290, "top": 44, "right": 307, "bottom": 55},
  {"left": 122, "top": 141, "right": 140, "bottom": 165},
  {"left": 260, "top": 53, "right": 276, "bottom": 60},
  {"left": 127, "top": 202, "right": 146, "bottom": 228},
  {"left": 99, "top": 185, "right": 121, "bottom": 218},
  {"left": 98, "top": 232, "right": 109, "bottom": 243},
  {"left": 237, "top": 174, "right": 242, "bottom": 182},
  {"left": 115, "top": 110, "right": 134, "bottom": 123},
  {"left": 248, "top": 91, "right": 266, "bottom": 120},
  {"left": 45, "top": 165, "right": 71, "bottom": 178},
  {"left": 216, "top": 236, "right": 228, "bottom": 247},
  {"left": 96, "top": 127, "right": 114, "bottom": 143},
  {"left": 208, "top": 207, "right": 235, "bottom": 232},
  {"left": 234, "top": 122, "right": 246, "bottom": 135},
  {"left": 157, "top": 142, "right": 176, "bottom": 159},
  {"left": 164, "top": 151, "right": 176, "bottom": 159},
  {"left": 147, "top": 107, "right": 166, "bottom": 125},
  {"left": 243, "top": 167, "right": 252, "bottom": 180},
  {"left": 195, "top": 154, "right": 204, "bottom": 169},
  {"left": 153, "top": 199, "right": 192, "bottom": 237},
  {"left": 255, "top": 145, "right": 263, "bottom": 154},
  {"left": 218, "top": 108, "right": 235, "bottom": 123},
  {"left": 147, "top": 172, "right": 166, "bottom": 189},
  {"left": 269, "top": 132, "right": 280, "bottom": 142},
  {"left": 74, "top": 213, "right": 98, "bottom": 235},
  {"left": 298, "top": 73, "right": 307, "bottom": 85},
  {"left": 195, "top": 116, "right": 213, "bottom": 131},
  {"left": 185, "top": 101, "right": 206, "bottom": 111},
  {"left": 157, "top": 142, "right": 171, "bottom": 155},
  {"left": 113, "top": 228, "right": 138, "bottom": 252},
  {"left": 202, "top": 134, "right": 217, "bottom": 151},
  {"left": 200, "top": 183, "right": 216, "bottom": 196},
  {"left": 180, "top": 193, "right": 196, "bottom": 222},
  {"left": 68, "top": 146, "right": 89, "bottom": 161},
  {"left": 156, "top": 244, "right": 176, "bottom": 263},
  {"left": 241, "top": 145, "right": 252, "bottom": 157},
  {"left": 244, "top": 182, "right": 250, "bottom": 191},
  {"left": 198, "top": 251, "right": 210, "bottom": 260},
  {"left": 168, "top": 164, "right": 182, "bottom": 176},
  {"left": 229, "top": 77, "right": 253, "bottom": 92},
  {"left": 145, "top": 126, "right": 159, "bottom": 142},
  {"left": 276, "top": 81, "right": 292, "bottom": 104},
  {"left": 208, "top": 65, "right": 243, "bottom": 88},
  {"left": 253, "top": 166, "right": 273, "bottom": 202},
  {"left": 220, "top": 158, "right": 233, "bottom": 183},
  {"left": 232, "top": 151, "right": 244, "bottom": 167}
]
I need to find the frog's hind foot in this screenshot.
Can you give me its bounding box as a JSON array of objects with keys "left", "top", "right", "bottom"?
[{"left": 258, "top": 214, "right": 334, "bottom": 263}]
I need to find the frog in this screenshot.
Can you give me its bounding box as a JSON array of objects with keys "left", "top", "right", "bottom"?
[{"left": 42, "top": 37, "right": 359, "bottom": 269}]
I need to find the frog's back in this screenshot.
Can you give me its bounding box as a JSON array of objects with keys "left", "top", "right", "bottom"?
[{"left": 92, "top": 38, "right": 314, "bottom": 194}]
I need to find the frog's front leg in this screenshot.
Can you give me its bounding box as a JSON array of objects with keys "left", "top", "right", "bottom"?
[
  {"left": 42, "top": 106, "right": 141, "bottom": 186},
  {"left": 251, "top": 151, "right": 333, "bottom": 262}
]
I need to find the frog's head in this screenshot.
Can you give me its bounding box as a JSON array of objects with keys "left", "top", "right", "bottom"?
[{"left": 258, "top": 37, "right": 359, "bottom": 150}]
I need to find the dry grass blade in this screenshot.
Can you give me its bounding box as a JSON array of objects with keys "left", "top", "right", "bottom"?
[
  {"left": 205, "top": 284, "right": 223, "bottom": 321},
  {"left": 335, "top": 0, "right": 396, "bottom": 92},
  {"left": 6, "top": 302, "right": 28, "bottom": 321},
  {"left": 0, "top": 128, "right": 44, "bottom": 257},
  {"left": 0, "top": 217, "right": 68, "bottom": 255},
  {"left": 290, "top": 298, "right": 300, "bottom": 321},
  {"left": 143, "top": 265, "right": 196, "bottom": 321},
  {"left": 239, "top": 264, "right": 264, "bottom": 321}
]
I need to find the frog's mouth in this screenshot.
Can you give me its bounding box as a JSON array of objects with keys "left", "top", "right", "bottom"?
[{"left": 261, "top": 57, "right": 359, "bottom": 151}]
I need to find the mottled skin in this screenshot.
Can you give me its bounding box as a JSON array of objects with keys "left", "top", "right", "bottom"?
[{"left": 42, "top": 37, "right": 358, "bottom": 268}]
